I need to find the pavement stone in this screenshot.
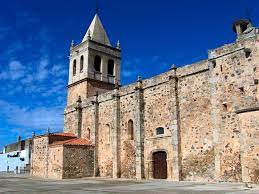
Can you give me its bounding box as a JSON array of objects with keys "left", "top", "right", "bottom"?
[{"left": 0, "top": 173, "right": 259, "bottom": 194}]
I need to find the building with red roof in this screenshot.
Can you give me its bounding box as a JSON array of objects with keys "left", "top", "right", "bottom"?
[{"left": 31, "top": 132, "right": 94, "bottom": 179}]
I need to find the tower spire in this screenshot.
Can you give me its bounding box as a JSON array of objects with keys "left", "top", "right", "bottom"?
[{"left": 82, "top": 13, "right": 111, "bottom": 45}]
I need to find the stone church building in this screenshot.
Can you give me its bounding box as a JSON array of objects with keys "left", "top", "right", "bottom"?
[{"left": 31, "top": 14, "right": 259, "bottom": 183}]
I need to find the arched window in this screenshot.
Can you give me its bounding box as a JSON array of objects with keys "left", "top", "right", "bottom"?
[
  {"left": 80, "top": 55, "right": 84, "bottom": 72},
  {"left": 73, "top": 59, "right": 76, "bottom": 76},
  {"left": 105, "top": 124, "right": 110, "bottom": 143},
  {"left": 108, "top": 59, "right": 114, "bottom": 75},
  {"left": 128, "top": 120, "right": 134, "bottom": 140},
  {"left": 156, "top": 127, "right": 164, "bottom": 135},
  {"left": 94, "top": 55, "right": 101, "bottom": 72},
  {"left": 87, "top": 128, "right": 90, "bottom": 139}
]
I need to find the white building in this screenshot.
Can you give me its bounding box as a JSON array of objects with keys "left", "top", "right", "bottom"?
[{"left": 0, "top": 137, "right": 32, "bottom": 173}]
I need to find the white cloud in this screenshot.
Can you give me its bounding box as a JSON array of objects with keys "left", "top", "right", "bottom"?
[
  {"left": 0, "top": 60, "right": 26, "bottom": 81},
  {"left": 122, "top": 69, "right": 137, "bottom": 78},
  {"left": 0, "top": 13, "right": 68, "bottom": 145},
  {"left": 53, "top": 78, "right": 66, "bottom": 85},
  {"left": 0, "top": 71, "right": 8, "bottom": 79},
  {"left": 51, "top": 64, "right": 67, "bottom": 77},
  {"left": 121, "top": 58, "right": 139, "bottom": 79},
  {"left": 0, "top": 100, "right": 64, "bottom": 130},
  {"left": 42, "top": 84, "right": 64, "bottom": 97},
  {"left": 21, "top": 75, "right": 34, "bottom": 85},
  {"left": 35, "top": 57, "right": 49, "bottom": 81},
  {"left": 7, "top": 85, "right": 23, "bottom": 95},
  {"left": 9, "top": 60, "right": 26, "bottom": 80},
  {"left": 24, "top": 84, "right": 46, "bottom": 94}
]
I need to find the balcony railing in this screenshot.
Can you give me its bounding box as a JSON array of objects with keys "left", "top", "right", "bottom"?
[
  {"left": 107, "top": 75, "right": 115, "bottom": 84},
  {"left": 94, "top": 71, "right": 102, "bottom": 81}
]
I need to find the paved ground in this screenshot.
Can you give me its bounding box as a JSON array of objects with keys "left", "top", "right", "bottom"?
[{"left": 0, "top": 173, "right": 259, "bottom": 194}]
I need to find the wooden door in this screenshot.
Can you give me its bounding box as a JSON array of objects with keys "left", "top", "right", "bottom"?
[{"left": 153, "top": 151, "right": 167, "bottom": 179}]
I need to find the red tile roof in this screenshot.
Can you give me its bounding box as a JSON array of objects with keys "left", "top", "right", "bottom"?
[
  {"left": 50, "top": 138, "right": 94, "bottom": 147},
  {"left": 50, "top": 132, "right": 76, "bottom": 137}
]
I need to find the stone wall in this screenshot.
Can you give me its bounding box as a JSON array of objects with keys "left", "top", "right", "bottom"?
[
  {"left": 238, "top": 111, "right": 259, "bottom": 183},
  {"left": 67, "top": 81, "right": 88, "bottom": 106},
  {"left": 64, "top": 110, "right": 77, "bottom": 135},
  {"left": 81, "top": 105, "right": 95, "bottom": 141},
  {"left": 87, "top": 79, "right": 115, "bottom": 98},
  {"left": 32, "top": 135, "right": 94, "bottom": 179},
  {"left": 64, "top": 96, "right": 96, "bottom": 136},
  {"left": 97, "top": 92, "right": 114, "bottom": 177},
  {"left": 177, "top": 61, "right": 214, "bottom": 182},
  {"left": 63, "top": 33, "right": 259, "bottom": 183},
  {"left": 209, "top": 37, "right": 259, "bottom": 182},
  {"left": 48, "top": 146, "right": 63, "bottom": 179},
  {"left": 119, "top": 87, "right": 136, "bottom": 178},
  {"left": 63, "top": 145, "right": 94, "bottom": 179},
  {"left": 31, "top": 136, "right": 48, "bottom": 178},
  {"left": 142, "top": 73, "right": 174, "bottom": 179}
]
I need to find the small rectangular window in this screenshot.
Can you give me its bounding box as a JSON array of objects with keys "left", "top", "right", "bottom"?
[{"left": 156, "top": 127, "right": 164, "bottom": 135}]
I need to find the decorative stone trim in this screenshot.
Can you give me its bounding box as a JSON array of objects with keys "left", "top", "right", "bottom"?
[{"left": 235, "top": 106, "right": 259, "bottom": 114}]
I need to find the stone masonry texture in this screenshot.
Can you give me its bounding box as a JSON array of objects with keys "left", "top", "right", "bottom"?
[
  {"left": 31, "top": 134, "right": 94, "bottom": 179},
  {"left": 64, "top": 29, "right": 259, "bottom": 183},
  {"left": 30, "top": 17, "right": 259, "bottom": 183}
]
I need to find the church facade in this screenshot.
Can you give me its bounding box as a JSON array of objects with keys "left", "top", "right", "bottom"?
[{"left": 33, "top": 14, "right": 259, "bottom": 183}]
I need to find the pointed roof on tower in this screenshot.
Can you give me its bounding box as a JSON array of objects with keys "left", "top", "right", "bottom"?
[{"left": 82, "top": 14, "right": 111, "bottom": 46}]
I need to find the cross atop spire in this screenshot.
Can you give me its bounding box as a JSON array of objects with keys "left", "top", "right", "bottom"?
[{"left": 95, "top": 0, "right": 99, "bottom": 14}]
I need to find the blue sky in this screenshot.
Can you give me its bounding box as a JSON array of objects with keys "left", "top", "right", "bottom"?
[{"left": 0, "top": 0, "right": 258, "bottom": 150}]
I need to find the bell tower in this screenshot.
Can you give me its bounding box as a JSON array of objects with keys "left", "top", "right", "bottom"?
[{"left": 67, "top": 14, "right": 121, "bottom": 106}]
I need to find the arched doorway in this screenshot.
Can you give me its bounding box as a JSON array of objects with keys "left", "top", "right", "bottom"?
[{"left": 153, "top": 151, "right": 167, "bottom": 179}]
